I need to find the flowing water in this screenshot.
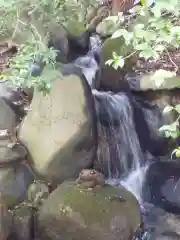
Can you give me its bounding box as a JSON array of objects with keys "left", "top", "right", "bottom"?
[
  {"left": 93, "top": 89, "right": 179, "bottom": 239},
  {"left": 93, "top": 90, "right": 145, "bottom": 178}
]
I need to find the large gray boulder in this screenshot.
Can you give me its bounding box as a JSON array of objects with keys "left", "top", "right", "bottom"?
[
  {"left": 19, "top": 65, "right": 97, "bottom": 183},
  {"left": 37, "top": 181, "right": 142, "bottom": 240}
]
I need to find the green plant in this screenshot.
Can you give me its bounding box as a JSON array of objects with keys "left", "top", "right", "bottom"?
[
  {"left": 106, "top": 0, "right": 180, "bottom": 71},
  {"left": 0, "top": 0, "right": 97, "bottom": 94},
  {"left": 158, "top": 104, "right": 180, "bottom": 158},
  {"left": 106, "top": 0, "right": 180, "bottom": 158}
]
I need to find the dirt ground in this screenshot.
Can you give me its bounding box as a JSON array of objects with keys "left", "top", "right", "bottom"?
[
  {"left": 0, "top": 42, "right": 17, "bottom": 74},
  {"left": 133, "top": 48, "right": 180, "bottom": 75}
]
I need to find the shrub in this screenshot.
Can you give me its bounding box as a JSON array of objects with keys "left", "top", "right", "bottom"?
[{"left": 106, "top": 0, "right": 180, "bottom": 157}]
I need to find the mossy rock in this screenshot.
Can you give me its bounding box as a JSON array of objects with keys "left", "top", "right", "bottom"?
[
  {"left": 19, "top": 67, "right": 97, "bottom": 183},
  {"left": 37, "top": 181, "right": 141, "bottom": 240},
  {"left": 66, "top": 21, "right": 86, "bottom": 36},
  {"left": 128, "top": 73, "right": 180, "bottom": 91},
  {"left": 102, "top": 37, "right": 136, "bottom": 67},
  {"left": 96, "top": 18, "right": 120, "bottom": 37}
]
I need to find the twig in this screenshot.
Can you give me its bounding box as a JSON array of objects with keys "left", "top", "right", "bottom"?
[
  {"left": 124, "top": 50, "right": 137, "bottom": 59},
  {"left": 28, "top": 6, "right": 39, "bottom": 16},
  {"left": 165, "top": 48, "right": 178, "bottom": 73}
]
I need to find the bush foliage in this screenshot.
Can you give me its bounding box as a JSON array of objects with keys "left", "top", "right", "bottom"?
[
  {"left": 106, "top": 0, "right": 180, "bottom": 157},
  {"left": 0, "top": 0, "right": 97, "bottom": 93}
]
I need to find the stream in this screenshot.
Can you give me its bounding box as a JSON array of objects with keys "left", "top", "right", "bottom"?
[
  {"left": 93, "top": 89, "right": 180, "bottom": 239},
  {"left": 27, "top": 30, "right": 180, "bottom": 239}
]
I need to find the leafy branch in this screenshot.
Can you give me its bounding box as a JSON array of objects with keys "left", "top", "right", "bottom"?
[
  {"left": 106, "top": 0, "right": 180, "bottom": 71},
  {"left": 0, "top": 0, "right": 98, "bottom": 94}
]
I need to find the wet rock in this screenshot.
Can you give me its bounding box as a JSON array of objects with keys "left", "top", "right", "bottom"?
[
  {"left": 99, "top": 37, "right": 136, "bottom": 92},
  {"left": 11, "top": 202, "right": 36, "bottom": 240},
  {"left": 143, "top": 161, "right": 180, "bottom": 215},
  {"left": 0, "top": 81, "right": 26, "bottom": 120},
  {"left": 89, "top": 6, "right": 110, "bottom": 32},
  {"left": 74, "top": 53, "right": 101, "bottom": 89},
  {"left": 48, "top": 24, "right": 93, "bottom": 63},
  {"left": 21, "top": 87, "right": 34, "bottom": 103},
  {"left": 28, "top": 181, "right": 49, "bottom": 205},
  {"left": 0, "top": 141, "right": 27, "bottom": 165},
  {"left": 142, "top": 202, "right": 180, "bottom": 239},
  {"left": 0, "top": 195, "right": 13, "bottom": 240},
  {"left": 96, "top": 17, "right": 120, "bottom": 37},
  {"left": 66, "top": 21, "right": 86, "bottom": 36},
  {"left": 47, "top": 24, "right": 69, "bottom": 63},
  {"left": 125, "top": 73, "right": 180, "bottom": 128},
  {"left": 125, "top": 72, "right": 180, "bottom": 92},
  {"left": 19, "top": 65, "right": 97, "bottom": 184},
  {"left": 0, "top": 96, "right": 17, "bottom": 133},
  {"left": 135, "top": 89, "right": 180, "bottom": 126},
  {"left": 0, "top": 163, "right": 34, "bottom": 208},
  {"left": 86, "top": 7, "right": 98, "bottom": 25},
  {"left": 37, "top": 181, "right": 142, "bottom": 240},
  {"left": 102, "top": 38, "right": 136, "bottom": 68},
  {"left": 128, "top": 94, "right": 169, "bottom": 157}
]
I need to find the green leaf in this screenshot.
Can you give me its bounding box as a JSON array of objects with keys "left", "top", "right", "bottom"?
[
  {"left": 116, "top": 57, "right": 125, "bottom": 68},
  {"left": 111, "top": 29, "right": 132, "bottom": 44},
  {"left": 113, "top": 56, "right": 125, "bottom": 69},
  {"left": 140, "top": 0, "right": 147, "bottom": 6},
  {"left": 175, "top": 149, "right": 180, "bottom": 157},
  {"left": 154, "top": 44, "right": 165, "bottom": 52},
  {"left": 143, "top": 31, "right": 157, "bottom": 41},
  {"left": 171, "top": 147, "right": 180, "bottom": 158},
  {"left": 112, "top": 52, "right": 118, "bottom": 60},
  {"left": 134, "top": 24, "right": 145, "bottom": 31},
  {"left": 151, "top": 6, "right": 162, "bottom": 18},
  {"left": 135, "top": 43, "right": 149, "bottom": 51},
  {"left": 174, "top": 104, "right": 180, "bottom": 114},
  {"left": 159, "top": 121, "right": 179, "bottom": 139},
  {"left": 163, "top": 105, "right": 174, "bottom": 114},
  {"left": 171, "top": 26, "right": 180, "bottom": 35},
  {"left": 139, "top": 49, "right": 158, "bottom": 60},
  {"left": 105, "top": 59, "right": 114, "bottom": 66}
]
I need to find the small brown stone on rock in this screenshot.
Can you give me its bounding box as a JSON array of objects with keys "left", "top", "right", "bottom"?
[{"left": 76, "top": 169, "right": 105, "bottom": 189}]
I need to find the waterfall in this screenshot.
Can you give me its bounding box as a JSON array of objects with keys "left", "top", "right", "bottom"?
[{"left": 93, "top": 90, "right": 165, "bottom": 202}]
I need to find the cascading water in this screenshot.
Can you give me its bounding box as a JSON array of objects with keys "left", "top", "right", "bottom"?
[
  {"left": 93, "top": 90, "right": 145, "bottom": 176},
  {"left": 87, "top": 34, "right": 180, "bottom": 239},
  {"left": 92, "top": 89, "right": 175, "bottom": 239},
  {"left": 93, "top": 90, "right": 164, "bottom": 203}
]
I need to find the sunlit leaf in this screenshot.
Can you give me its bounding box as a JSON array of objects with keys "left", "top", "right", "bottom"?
[
  {"left": 135, "top": 43, "right": 149, "bottom": 51},
  {"left": 163, "top": 105, "right": 174, "bottom": 114},
  {"left": 105, "top": 59, "right": 114, "bottom": 66},
  {"left": 116, "top": 57, "right": 124, "bottom": 68},
  {"left": 174, "top": 104, "right": 180, "bottom": 114},
  {"left": 139, "top": 49, "right": 158, "bottom": 60},
  {"left": 154, "top": 44, "right": 165, "bottom": 52},
  {"left": 111, "top": 29, "right": 131, "bottom": 41},
  {"left": 175, "top": 149, "right": 180, "bottom": 157}
]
